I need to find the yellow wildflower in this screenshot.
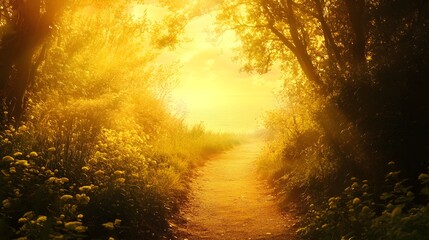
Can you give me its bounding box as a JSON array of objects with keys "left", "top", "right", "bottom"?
[
  {"left": 18, "top": 125, "right": 28, "bottom": 132},
  {"left": 352, "top": 197, "right": 361, "bottom": 205},
  {"left": 131, "top": 173, "right": 139, "bottom": 178},
  {"left": 102, "top": 222, "right": 115, "bottom": 230},
  {"left": 75, "top": 226, "right": 88, "bottom": 233},
  {"left": 114, "top": 170, "right": 125, "bottom": 175},
  {"left": 78, "top": 185, "right": 92, "bottom": 192},
  {"left": 60, "top": 177, "right": 69, "bottom": 183},
  {"left": 81, "top": 166, "right": 90, "bottom": 171},
  {"left": 13, "top": 152, "right": 23, "bottom": 157},
  {"left": 2, "top": 199, "right": 11, "bottom": 208},
  {"left": 60, "top": 195, "right": 73, "bottom": 201},
  {"left": 48, "top": 147, "right": 56, "bottom": 153},
  {"left": 36, "top": 215, "right": 47, "bottom": 223},
  {"left": 387, "top": 171, "right": 400, "bottom": 178},
  {"left": 15, "top": 160, "right": 30, "bottom": 167},
  {"left": 29, "top": 152, "right": 38, "bottom": 158},
  {"left": 116, "top": 178, "right": 125, "bottom": 184},
  {"left": 76, "top": 194, "right": 90, "bottom": 205},
  {"left": 48, "top": 177, "right": 57, "bottom": 183},
  {"left": 64, "top": 221, "right": 82, "bottom": 230},
  {"left": 2, "top": 156, "right": 14, "bottom": 162},
  {"left": 9, "top": 167, "right": 16, "bottom": 174},
  {"left": 114, "top": 219, "right": 122, "bottom": 226}
]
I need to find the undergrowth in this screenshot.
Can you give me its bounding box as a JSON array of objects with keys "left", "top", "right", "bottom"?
[
  {"left": 0, "top": 113, "right": 239, "bottom": 239},
  {"left": 297, "top": 162, "right": 429, "bottom": 240}
]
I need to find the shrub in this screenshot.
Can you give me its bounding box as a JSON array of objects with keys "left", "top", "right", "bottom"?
[
  {"left": 297, "top": 162, "right": 429, "bottom": 240},
  {"left": 0, "top": 114, "right": 239, "bottom": 239}
]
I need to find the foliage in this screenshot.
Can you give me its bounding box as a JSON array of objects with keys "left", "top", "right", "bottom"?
[
  {"left": 0, "top": 0, "right": 184, "bottom": 120},
  {"left": 218, "top": 0, "right": 429, "bottom": 238},
  {"left": 221, "top": 0, "right": 429, "bottom": 199},
  {"left": 0, "top": 119, "right": 238, "bottom": 239},
  {"left": 257, "top": 70, "right": 337, "bottom": 204},
  {"left": 297, "top": 162, "right": 429, "bottom": 240},
  {"left": 0, "top": 1, "right": 240, "bottom": 239}
]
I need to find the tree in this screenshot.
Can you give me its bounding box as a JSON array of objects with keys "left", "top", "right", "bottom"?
[
  {"left": 216, "top": 0, "right": 370, "bottom": 95},
  {"left": 217, "top": 0, "right": 429, "bottom": 194},
  {"left": 0, "top": 0, "right": 67, "bottom": 121},
  {"left": 0, "top": 0, "right": 186, "bottom": 123}
]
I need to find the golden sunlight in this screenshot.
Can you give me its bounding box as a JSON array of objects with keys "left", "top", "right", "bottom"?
[
  {"left": 1, "top": 1, "right": 426, "bottom": 239},
  {"left": 158, "top": 13, "right": 282, "bottom": 133},
  {"left": 130, "top": 1, "right": 166, "bottom": 21},
  {"left": 130, "top": 3, "right": 144, "bottom": 20}
]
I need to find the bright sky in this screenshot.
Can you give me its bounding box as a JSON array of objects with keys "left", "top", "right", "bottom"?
[{"left": 145, "top": 5, "right": 283, "bottom": 133}]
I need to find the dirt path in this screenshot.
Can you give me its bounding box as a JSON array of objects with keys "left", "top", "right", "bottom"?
[{"left": 173, "top": 139, "right": 295, "bottom": 240}]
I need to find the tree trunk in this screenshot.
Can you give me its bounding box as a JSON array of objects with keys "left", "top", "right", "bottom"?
[
  {"left": 0, "top": 0, "right": 53, "bottom": 122},
  {"left": 285, "top": 0, "right": 327, "bottom": 94},
  {"left": 344, "top": 0, "right": 367, "bottom": 75}
]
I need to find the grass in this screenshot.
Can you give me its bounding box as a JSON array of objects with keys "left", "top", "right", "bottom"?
[{"left": 0, "top": 110, "right": 240, "bottom": 239}]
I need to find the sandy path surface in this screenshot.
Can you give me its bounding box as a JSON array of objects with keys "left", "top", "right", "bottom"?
[{"left": 174, "top": 139, "right": 295, "bottom": 240}]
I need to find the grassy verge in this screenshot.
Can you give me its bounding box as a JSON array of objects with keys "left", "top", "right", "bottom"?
[
  {"left": 296, "top": 162, "right": 429, "bottom": 240},
  {"left": 0, "top": 115, "right": 240, "bottom": 239},
  {"left": 257, "top": 135, "right": 429, "bottom": 240}
]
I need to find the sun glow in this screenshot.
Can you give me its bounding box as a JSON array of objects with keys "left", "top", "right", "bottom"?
[
  {"left": 129, "top": 2, "right": 282, "bottom": 133},
  {"left": 156, "top": 13, "right": 282, "bottom": 133},
  {"left": 130, "top": 4, "right": 145, "bottom": 20}
]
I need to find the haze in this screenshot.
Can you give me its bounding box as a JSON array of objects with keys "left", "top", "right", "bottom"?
[{"left": 157, "top": 13, "right": 282, "bottom": 133}]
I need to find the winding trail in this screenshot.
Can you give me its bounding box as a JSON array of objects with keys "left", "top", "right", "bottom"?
[{"left": 174, "top": 139, "right": 295, "bottom": 240}]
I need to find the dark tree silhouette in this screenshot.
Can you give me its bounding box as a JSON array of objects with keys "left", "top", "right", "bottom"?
[
  {"left": 0, "top": 0, "right": 66, "bottom": 122},
  {"left": 218, "top": 0, "right": 429, "bottom": 195}
]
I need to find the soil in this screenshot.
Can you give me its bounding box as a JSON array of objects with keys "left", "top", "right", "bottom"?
[{"left": 172, "top": 139, "right": 296, "bottom": 240}]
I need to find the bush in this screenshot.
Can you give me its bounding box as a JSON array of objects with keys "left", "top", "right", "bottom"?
[
  {"left": 296, "top": 162, "right": 429, "bottom": 240},
  {"left": 0, "top": 114, "right": 239, "bottom": 239},
  {"left": 0, "top": 1, "right": 241, "bottom": 239}
]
